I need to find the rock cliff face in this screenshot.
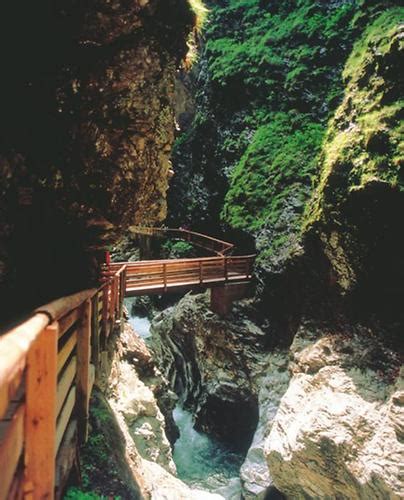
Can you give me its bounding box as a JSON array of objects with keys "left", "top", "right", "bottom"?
[
  {"left": 152, "top": 292, "right": 267, "bottom": 452},
  {"left": 265, "top": 323, "right": 403, "bottom": 499},
  {"left": 152, "top": 294, "right": 403, "bottom": 499},
  {"left": 0, "top": 0, "right": 195, "bottom": 319},
  {"left": 305, "top": 9, "right": 404, "bottom": 304}
]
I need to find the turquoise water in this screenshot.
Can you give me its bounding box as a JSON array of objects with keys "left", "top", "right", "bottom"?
[
  {"left": 173, "top": 405, "right": 243, "bottom": 491},
  {"left": 124, "top": 297, "right": 152, "bottom": 339}
]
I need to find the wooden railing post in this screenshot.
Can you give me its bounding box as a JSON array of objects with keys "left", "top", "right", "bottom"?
[
  {"left": 91, "top": 294, "right": 100, "bottom": 373},
  {"left": 109, "top": 278, "right": 116, "bottom": 325},
  {"left": 119, "top": 267, "right": 127, "bottom": 321},
  {"left": 24, "top": 323, "right": 58, "bottom": 498},
  {"left": 102, "top": 284, "right": 108, "bottom": 342},
  {"left": 199, "top": 260, "right": 203, "bottom": 284},
  {"left": 224, "top": 257, "right": 228, "bottom": 282},
  {"left": 76, "top": 299, "right": 91, "bottom": 444}
]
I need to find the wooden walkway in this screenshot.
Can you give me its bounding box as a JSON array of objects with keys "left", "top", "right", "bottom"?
[
  {"left": 0, "top": 227, "right": 254, "bottom": 499},
  {"left": 112, "top": 226, "right": 255, "bottom": 296}
]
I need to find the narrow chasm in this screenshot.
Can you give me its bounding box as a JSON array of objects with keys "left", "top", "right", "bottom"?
[{"left": 125, "top": 296, "right": 254, "bottom": 498}]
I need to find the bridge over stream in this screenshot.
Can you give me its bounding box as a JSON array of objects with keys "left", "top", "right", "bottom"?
[{"left": 0, "top": 227, "right": 254, "bottom": 499}]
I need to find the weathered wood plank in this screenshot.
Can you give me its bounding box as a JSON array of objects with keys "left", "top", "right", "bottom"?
[
  {"left": 55, "top": 386, "right": 76, "bottom": 455},
  {"left": 0, "top": 368, "right": 24, "bottom": 422},
  {"left": 55, "top": 420, "right": 77, "bottom": 499},
  {"left": 56, "top": 356, "right": 77, "bottom": 417},
  {"left": 25, "top": 323, "right": 58, "bottom": 498},
  {"left": 6, "top": 468, "right": 24, "bottom": 500},
  {"left": 34, "top": 289, "right": 95, "bottom": 323},
  {"left": 58, "top": 308, "right": 80, "bottom": 339},
  {"left": 91, "top": 295, "right": 100, "bottom": 373},
  {"left": 57, "top": 330, "right": 77, "bottom": 374},
  {"left": 0, "top": 403, "right": 24, "bottom": 500}
]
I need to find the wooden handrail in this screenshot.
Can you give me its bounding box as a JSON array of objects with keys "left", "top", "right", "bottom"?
[
  {"left": 129, "top": 226, "right": 234, "bottom": 255},
  {"left": 112, "top": 254, "right": 256, "bottom": 267},
  {"left": 0, "top": 228, "right": 254, "bottom": 498},
  {"left": 0, "top": 265, "right": 127, "bottom": 499}
]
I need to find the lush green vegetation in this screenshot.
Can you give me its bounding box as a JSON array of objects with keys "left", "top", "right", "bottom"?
[
  {"left": 169, "top": 0, "right": 403, "bottom": 269},
  {"left": 161, "top": 240, "right": 195, "bottom": 258},
  {"left": 169, "top": 0, "right": 365, "bottom": 253},
  {"left": 212, "top": 0, "right": 367, "bottom": 257},
  {"left": 222, "top": 112, "right": 323, "bottom": 231},
  {"left": 306, "top": 7, "right": 404, "bottom": 228}
]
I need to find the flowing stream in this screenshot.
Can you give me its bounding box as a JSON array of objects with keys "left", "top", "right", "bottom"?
[
  {"left": 172, "top": 405, "right": 243, "bottom": 492},
  {"left": 126, "top": 299, "right": 243, "bottom": 494},
  {"left": 124, "top": 298, "right": 152, "bottom": 339}
]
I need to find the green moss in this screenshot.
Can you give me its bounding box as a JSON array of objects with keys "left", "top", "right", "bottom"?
[
  {"left": 305, "top": 8, "right": 404, "bottom": 229},
  {"left": 222, "top": 112, "right": 324, "bottom": 240},
  {"left": 169, "top": 0, "right": 402, "bottom": 271},
  {"left": 205, "top": 0, "right": 358, "bottom": 107},
  {"left": 64, "top": 488, "right": 118, "bottom": 500}
]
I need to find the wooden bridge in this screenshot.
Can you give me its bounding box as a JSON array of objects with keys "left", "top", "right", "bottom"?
[
  {"left": 112, "top": 226, "right": 255, "bottom": 296},
  {"left": 0, "top": 227, "right": 254, "bottom": 499}
]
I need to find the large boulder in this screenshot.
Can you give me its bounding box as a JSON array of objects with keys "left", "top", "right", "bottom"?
[
  {"left": 151, "top": 292, "right": 268, "bottom": 452},
  {"left": 265, "top": 323, "right": 403, "bottom": 499}
]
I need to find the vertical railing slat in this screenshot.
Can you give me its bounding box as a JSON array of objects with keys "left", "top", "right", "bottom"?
[
  {"left": 24, "top": 323, "right": 58, "bottom": 498},
  {"left": 76, "top": 299, "right": 91, "bottom": 444}
]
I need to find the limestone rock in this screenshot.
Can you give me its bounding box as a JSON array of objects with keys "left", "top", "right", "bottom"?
[
  {"left": 215, "top": 477, "right": 242, "bottom": 500},
  {"left": 264, "top": 323, "right": 403, "bottom": 499},
  {"left": 240, "top": 352, "right": 290, "bottom": 499},
  {"left": 151, "top": 292, "right": 268, "bottom": 451},
  {"left": 0, "top": 0, "right": 196, "bottom": 319},
  {"left": 106, "top": 323, "right": 176, "bottom": 475}
]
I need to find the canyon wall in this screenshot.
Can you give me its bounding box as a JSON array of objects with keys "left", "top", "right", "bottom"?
[{"left": 0, "top": 0, "right": 196, "bottom": 320}]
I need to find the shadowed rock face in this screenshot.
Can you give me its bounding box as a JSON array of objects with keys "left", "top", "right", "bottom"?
[
  {"left": 0, "top": 0, "right": 195, "bottom": 318},
  {"left": 151, "top": 292, "right": 269, "bottom": 453}
]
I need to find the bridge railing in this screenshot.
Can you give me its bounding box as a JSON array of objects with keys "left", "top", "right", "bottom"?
[
  {"left": 0, "top": 265, "right": 126, "bottom": 499},
  {"left": 129, "top": 226, "right": 234, "bottom": 255},
  {"left": 116, "top": 254, "right": 255, "bottom": 293}
]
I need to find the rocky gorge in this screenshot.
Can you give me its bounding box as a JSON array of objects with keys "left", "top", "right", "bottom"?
[
  {"left": 64, "top": 1, "right": 403, "bottom": 497},
  {"left": 0, "top": 0, "right": 403, "bottom": 498}
]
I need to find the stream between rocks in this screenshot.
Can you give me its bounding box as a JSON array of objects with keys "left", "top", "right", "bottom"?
[{"left": 126, "top": 301, "right": 244, "bottom": 496}]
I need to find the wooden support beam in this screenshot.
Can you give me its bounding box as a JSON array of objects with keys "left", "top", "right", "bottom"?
[
  {"left": 56, "top": 387, "right": 76, "bottom": 455},
  {"left": 119, "top": 268, "right": 127, "bottom": 332},
  {"left": 76, "top": 299, "right": 91, "bottom": 444},
  {"left": 91, "top": 294, "right": 100, "bottom": 376},
  {"left": 163, "top": 263, "right": 167, "bottom": 292},
  {"left": 24, "top": 323, "right": 58, "bottom": 499},
  {"left": 55, "top": 421, "right": 77, "bottom": 500},
  {"left": 57, "top": 330, "right": 77, "bottom": 375}
]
